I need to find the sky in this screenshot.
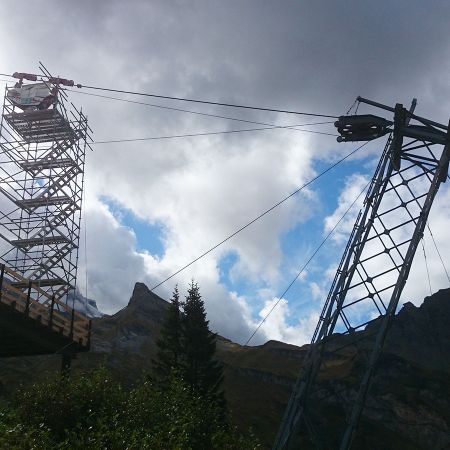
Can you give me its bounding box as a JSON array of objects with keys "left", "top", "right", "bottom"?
[{"left": 0, "top": 0, "right": 449, "bottom": 346}]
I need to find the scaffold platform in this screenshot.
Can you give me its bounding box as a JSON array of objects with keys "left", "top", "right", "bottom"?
[{"left": 3, "top": 108, "right": 78, "bottom": 143}]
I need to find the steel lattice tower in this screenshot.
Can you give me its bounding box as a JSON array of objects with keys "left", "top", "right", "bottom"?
[
  {"left": 273, "top": 97, "right": 449, "bottom": 449},
  {"left": 0, "top": 70, "right": 90, "bottom": 305}
]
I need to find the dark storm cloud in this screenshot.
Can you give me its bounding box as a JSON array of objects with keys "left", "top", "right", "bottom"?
[
  {"left": 4, "top": 2, "right": 450, "bottom": 101},
  {"left": 4, "top": 0, "right": 449, "bottom": 135},
  {"left": 73, "top": 0, "right": 448, "bottom": 120}
]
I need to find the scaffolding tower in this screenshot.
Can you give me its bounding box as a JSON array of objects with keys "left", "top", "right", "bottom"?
[
  {"left": 0, "top": 70, "right": 91, "bottom": 306},
  {"left": 273, "top": 97, "right": 449, "bottom": 449}
]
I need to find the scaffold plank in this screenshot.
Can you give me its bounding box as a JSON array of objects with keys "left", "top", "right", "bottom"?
[
  {"left": 3, "top": 109, "right": 77, "bottom": 143},
  {"left": 16, "top": 195, "right": 74, "bottom": 209},
  {"left": 12, "top": 236, "right": 71, "bottom": 248}
]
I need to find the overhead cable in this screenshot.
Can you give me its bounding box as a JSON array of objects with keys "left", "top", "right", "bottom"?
[
  {"left": 91, "top": 125, "right": 337, "bottom": 144},
  {"left": 244, "top": 178, "right": 370, "bottom": 346},
  {"left": 79, "top": 84, "right": 339, "bottom": 118},
  {"left": 69, "top": 89, "right": 337, "bottom": 144},
  {"left": 150, "top": 141, "right": 369, "bottom": 291},
  {"left": 0, "top": 72, "right": 338, "bottom": 118},
  {"left": 68, "top": 89, "right": 335, "bottom": 132},
  {"left": 421, "top": 238, "right": 432, "bottom": 296},
  {"left": 427, "top": 224, "right": 450, "bottom": 284}
]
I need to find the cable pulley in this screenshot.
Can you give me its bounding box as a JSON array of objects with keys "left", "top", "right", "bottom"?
[{"left": 334, "top": 114, "right": 392, "bottom": 142}]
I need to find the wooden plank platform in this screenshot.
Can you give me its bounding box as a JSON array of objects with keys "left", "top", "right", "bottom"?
[{"left": 0, "top": 264, "right": 90, "bottom": 358}]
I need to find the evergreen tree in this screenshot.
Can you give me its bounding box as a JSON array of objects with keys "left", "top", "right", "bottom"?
[
  {"left": 182, "top": 281, "right": 224, "bottom": 400},
  {"left": 153, "top": 286, "right": 183, "bottom": 380}
]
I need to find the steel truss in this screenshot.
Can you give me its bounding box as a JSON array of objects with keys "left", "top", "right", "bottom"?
[
  {"left": 0, "top": 73, "right": 91, "bottom": 305},
  {"left": 274, "top": 99, "right": 449, "bottom": 449}
]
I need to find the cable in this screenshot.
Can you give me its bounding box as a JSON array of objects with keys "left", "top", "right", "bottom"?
[
  {"left": 426, "top": 224, "right": 450, "bottom": 284},
  {"left": 83, "top": 180, "right": 89, "bottom": 313},
  {"left": 244, "top": 178, "right": 370, "bottom": 346},
  {"left": 150, "top": 141, "right": 369, "bottom": 291},
  {"left": 421, "top": 238, "right": 432, "bottom": 296},
  {"left": 68, "top": 89, "right": 335, "bottom": 132},
  {"left": 80, "top": 85, "right": 339, "bottom": 118},
  {"left": 91, "top": 125, "right": 337, "bottom": 144},
  {"left": 84, "top": 218, "right": 88, "bottom": 312},
  {"left": 344, "top": 99, "right": 358, "bottom": 115},
  {"left": 0, "top": 72, "right": 338, "bottom": 118},
  {"left": 5, "top": 82, "right": 336, "bottom": 142}
]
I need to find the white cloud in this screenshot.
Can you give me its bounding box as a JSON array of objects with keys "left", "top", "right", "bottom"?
[
  {"left": 77, "top": 197, "right": 152, "bottom": 314},
  {"left": 324, "top": 173, "right": 369, "bottom": 243},
  {"left": 77, "top": 129, "right": 319, "bottom": 342},
  {"left": 256, "top": 297, "right": 319, "bottom": 346},
  {"left": 91, "top": 128, "right": 316, "bottom": 281},
  {"left": 310, "top": 281, "right": 326, "bottom": 301},
  {"left": 0, "top": 1, "right": 449, "bottom": 347}
]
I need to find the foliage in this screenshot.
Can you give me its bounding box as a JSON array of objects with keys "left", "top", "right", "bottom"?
[
  {"left": 182, "top": 281, "right": 224, "bottom": 399},
  {"left": 124, "top": 374, "right": 245, "bottom": 449},
  {"left": 0, "top": 408, "right": 53, "bottom": 450},
  {"left": 0, "top": 282, "right": 255, "bottom": 448},
  {"left": 153, "top": 285, "right": 183, "bottom": 380},
  {"left": 154, "top": 281, "right": 224, "bottom": 407},
  {"left": 0, "top": 368, "right": 260, "bottom": 450},
  {"left": 15, "top": 366, "right": 124, "bottom": 441}
]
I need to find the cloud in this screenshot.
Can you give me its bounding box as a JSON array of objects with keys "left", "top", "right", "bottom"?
[
  {"left": 77, "top": 197, "right": 152, "bottom": 313},
  {"left": 256, "top": 297, "right": 320, "bottom": 346},
  {"left": 0, "top": 1, "right": 449, "bottom": 346},
  {"left": 324, "top": 173, "right": 369, "bottom": 243},
  {"left": 310, "top": 281, "right": 326, "bottom": 301}
]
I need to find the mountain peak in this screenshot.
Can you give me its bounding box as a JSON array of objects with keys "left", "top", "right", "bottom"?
[
  {"left": 126, "top": 282, "right": 169, "bottom": 318},
  {"left": 131, "top": 282, "right": 152, "bottom": 299}
]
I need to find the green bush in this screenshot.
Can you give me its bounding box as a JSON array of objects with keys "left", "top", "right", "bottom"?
[
  {"left": 0, "top": 368, "right": 259, "bottom": 450},
  {"left": 0, "top": 408, "right": 53, "bottom": 450}
]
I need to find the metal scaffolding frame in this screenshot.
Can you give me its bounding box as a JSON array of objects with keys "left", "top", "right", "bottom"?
[
  {"left": 273, "top": 98, "right": 449, "bottom": 449},
  {"left": 0, "top": 69, "right": 91, "bottom": 305}
]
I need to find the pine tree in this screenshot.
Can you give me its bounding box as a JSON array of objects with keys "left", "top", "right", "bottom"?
[
  {"left": 153, "top": 286, "right": 183, "bottom": 380},
  {"left": 182, "top": 281, "right": 224, "bottom": 400}
]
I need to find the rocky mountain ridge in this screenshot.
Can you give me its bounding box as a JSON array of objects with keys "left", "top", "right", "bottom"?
[
  {"left": 87, "top": 283, "right": 450, "bottom": 449},
  {"left": 68, "top": 289, "right": 103, "bottom": 318},
  {"left": 0, "top": 282, "right": 449, "bottom": 449}
]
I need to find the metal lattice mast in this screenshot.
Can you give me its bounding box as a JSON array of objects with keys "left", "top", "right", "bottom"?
[
  {"left": 0, "top": 69, "right": 91, "bottom": 304},
  {"left": 273, "top": 98, "right": 449, "bottom": 449}
]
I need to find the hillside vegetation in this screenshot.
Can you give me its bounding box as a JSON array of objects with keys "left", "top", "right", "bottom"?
[{"left": 0, "top": 283, "right": 449, "bottom": 449}]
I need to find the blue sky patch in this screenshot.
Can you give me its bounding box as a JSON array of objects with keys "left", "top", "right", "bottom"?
[{"left": 101, "top": 196, "right": 166, "bottom": 258}]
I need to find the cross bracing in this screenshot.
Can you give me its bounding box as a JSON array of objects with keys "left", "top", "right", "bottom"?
[
  {"left": 274, "top": 101, "right": 450, "bottom": 449},
  {"left": 0, "top": 83, "right": 90, "bottom": 304}
]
